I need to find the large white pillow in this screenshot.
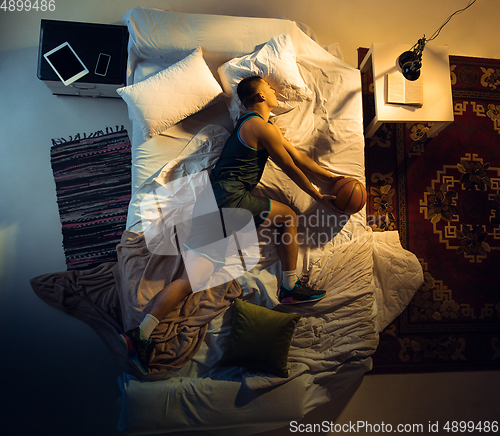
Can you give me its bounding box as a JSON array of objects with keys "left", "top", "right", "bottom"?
[
  {"left": 218, "top": 34, "right": 312, "bottom": 122},
  {"left": 117, "top": 47, "right": 223, "bottom": 140}
]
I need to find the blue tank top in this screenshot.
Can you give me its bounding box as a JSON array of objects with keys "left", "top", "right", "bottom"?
[{"left": 209, "top": 112, "right": 271, "bottom": 191}]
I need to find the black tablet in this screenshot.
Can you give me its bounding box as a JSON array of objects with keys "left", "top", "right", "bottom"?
[{"left": 44, "top": 42, "right": 89, "bottom": 86}]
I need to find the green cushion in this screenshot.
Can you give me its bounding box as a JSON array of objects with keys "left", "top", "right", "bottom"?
[{"left": 219, "top": 298, "right": 301, "bottom": 378}]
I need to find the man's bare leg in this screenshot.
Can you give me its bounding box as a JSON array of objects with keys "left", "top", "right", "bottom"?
[
  {"left": 263, "top": 199, "right": 298, "bottom": 273},
  {"left": 119, "top": 251, "right": 215, "bottom": 374},
  {"left": 263, "top": 199, "right": 326, "bottom": 304},
  {"left": 148, "top": 250, "right": 215, "bottom": 321}
]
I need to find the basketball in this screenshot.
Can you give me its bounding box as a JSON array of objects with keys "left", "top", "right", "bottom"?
[{"left": 330, "top": 177, "right": 367, "bottom": 215}]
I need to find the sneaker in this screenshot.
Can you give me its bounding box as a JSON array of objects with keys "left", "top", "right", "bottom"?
[
  {"left": 119, "top": 327, "right": 151, "bottom": 376},
  {"left": 278, "top": 275, "right": 326, "bottom": 304}
]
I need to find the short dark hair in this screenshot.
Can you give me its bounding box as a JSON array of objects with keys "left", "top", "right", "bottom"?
[{"left": 237, "top": 76, "right": 264, "bottom": 108}]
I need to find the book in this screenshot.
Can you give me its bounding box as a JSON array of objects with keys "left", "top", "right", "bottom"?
[{"left": 386, "top": 72, "right": 423, "bottom": 106}]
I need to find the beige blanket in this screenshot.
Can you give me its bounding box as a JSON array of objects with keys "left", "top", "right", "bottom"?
[{"left": 30, "top": 230, "right": 242, "bottom": 378}]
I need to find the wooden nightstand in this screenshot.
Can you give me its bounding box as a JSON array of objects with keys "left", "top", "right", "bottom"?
[
  {"left": 360, "top": 43, "right": 454, "bottom": 138},
  {"left": 37, "top": 19, "right": 128, "bottom": 98}
]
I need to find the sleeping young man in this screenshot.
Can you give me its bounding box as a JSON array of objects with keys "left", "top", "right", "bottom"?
[{"left": 120, "top": 75, "right": 343, "bottom": 375}]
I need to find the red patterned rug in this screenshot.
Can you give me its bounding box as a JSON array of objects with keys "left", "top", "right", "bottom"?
[{"left": 359, "top": 48, "right": 500, "bottom": 372}]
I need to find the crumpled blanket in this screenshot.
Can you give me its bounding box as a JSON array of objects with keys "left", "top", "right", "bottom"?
[{"left": 30, "top": 230, "right": 242, "bottom": 378}]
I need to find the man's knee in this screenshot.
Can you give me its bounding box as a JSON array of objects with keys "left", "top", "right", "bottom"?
[{"left": 181, "top": 256, "right": 215, "bottom": 293}]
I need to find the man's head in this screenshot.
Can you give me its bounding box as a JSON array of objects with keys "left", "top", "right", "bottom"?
[{"left": 237, "top": 76, "right": 278, "bottom": 109}]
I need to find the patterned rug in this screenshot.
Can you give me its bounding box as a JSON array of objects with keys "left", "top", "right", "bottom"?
[
  {"left": 51, "top": 126, "right": 131, "bottom": 270},
  {"left": 359, "top": 48, "right": 500, "bottom": 372}
]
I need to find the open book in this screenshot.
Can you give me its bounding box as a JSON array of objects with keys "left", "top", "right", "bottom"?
[{"left": 386, "top": 72, "right": 423, "bottom": 106}]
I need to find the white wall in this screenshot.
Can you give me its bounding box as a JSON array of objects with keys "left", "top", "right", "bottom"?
[{"left": 1, "top": 1, "right": 498, "bottom": 435}]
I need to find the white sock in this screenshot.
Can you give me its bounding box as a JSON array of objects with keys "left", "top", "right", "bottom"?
[
  {"left": 282, "top": 270, "right": 297, "bottom": 290},
  {"left": 139, "top": 314, "right": 159, "bottom": 340}
]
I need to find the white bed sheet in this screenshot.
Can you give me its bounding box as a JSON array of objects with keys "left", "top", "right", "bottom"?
[{"left": 117, "top": 8, "right": 423, "bottom": 435}]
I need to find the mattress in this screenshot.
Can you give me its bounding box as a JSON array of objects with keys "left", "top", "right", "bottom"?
[{"left": 115, "top": 7, "right": 424, "bottom": 435}]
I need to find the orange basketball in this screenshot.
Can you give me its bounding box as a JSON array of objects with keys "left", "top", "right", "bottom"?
[{"left": 330, "top": 177, "right": 367, "bottom": 215}]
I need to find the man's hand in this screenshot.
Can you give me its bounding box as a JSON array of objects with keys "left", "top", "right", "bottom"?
[
  {"left": 318, "top": 194, "right": 344, "bottom": 214},
  {"left": 329, "top": 175, "right": 345, "bottom": 186},
  {"left": 317, "top": 175, "right": 345, "bottom": 213}
]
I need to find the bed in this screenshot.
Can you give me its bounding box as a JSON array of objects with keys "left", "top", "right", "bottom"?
[{"left": 31, "top": 7, "right": 424, "bottom": 435}]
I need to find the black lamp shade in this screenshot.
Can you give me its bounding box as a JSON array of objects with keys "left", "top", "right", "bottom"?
[{"left": 398, "top": 50, "right": 422, "bottom": 81}]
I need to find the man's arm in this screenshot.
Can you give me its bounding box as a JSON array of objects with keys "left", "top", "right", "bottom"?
[
  {"left": 281, "top": 136, "right": 341, "bottom": 183},
  {"left": 254, "top": 121, "right": 340, "bottom": 212},
  {"left": 260, "top": 123, "right": 321, "bottom": 200}
]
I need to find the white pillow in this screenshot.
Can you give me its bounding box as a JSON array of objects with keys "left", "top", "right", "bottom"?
[
  {"left": 218, "top": 34, "right": 312, "bottom": 122},
  {"left": 117, "top": 47, "right": 223, "bottom": 140}
]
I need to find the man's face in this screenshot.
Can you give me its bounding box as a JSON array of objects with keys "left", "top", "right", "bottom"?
[{"left": 259, "top": 80, "right": 279, "bottom": 109}]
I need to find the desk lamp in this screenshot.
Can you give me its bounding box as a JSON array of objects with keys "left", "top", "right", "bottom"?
[{"left": 398, "top": 0, "right": 477, "bottom": 80}]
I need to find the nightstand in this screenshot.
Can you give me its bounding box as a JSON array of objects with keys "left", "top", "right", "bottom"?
[
  {"left": 359, "top": 43, "right": 454, "bottom": 138},
  {"left": 37, "top": 19, "right": 128, "bottom": 98}
]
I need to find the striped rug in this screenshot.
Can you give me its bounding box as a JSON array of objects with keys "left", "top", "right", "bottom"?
[{"left": 51, "top": 126, "right": 131, "bottom": 270}]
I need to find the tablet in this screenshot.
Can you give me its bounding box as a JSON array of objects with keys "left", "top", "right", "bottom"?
[{"left": 44, "top": 42, "right": 89, "bottom": 86}]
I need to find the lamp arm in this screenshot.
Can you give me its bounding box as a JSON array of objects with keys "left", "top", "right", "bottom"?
[{"left": 413, "top": 37, "right": 427, "bottom": 61}]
